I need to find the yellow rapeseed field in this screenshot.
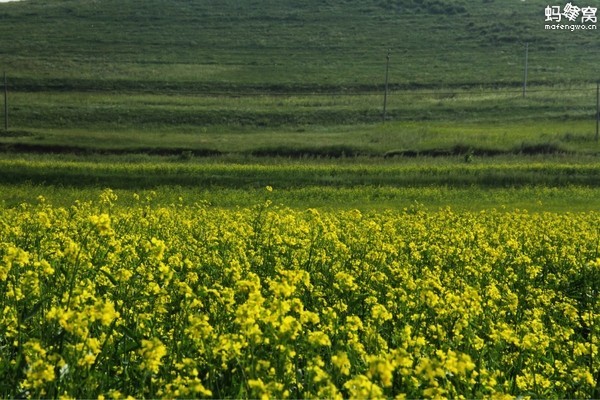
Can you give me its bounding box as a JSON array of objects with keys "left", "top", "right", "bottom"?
[{"left": 1, "top": 189, "right": 599, "bottom": 398}]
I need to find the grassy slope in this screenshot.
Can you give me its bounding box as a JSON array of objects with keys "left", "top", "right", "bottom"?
[
  {"left": 0, "top": 0, "right": 598, "bottom": 88},
  {"left": 0, "top": 0, "right": 599, "bottom": 211},
  {"left": 2, "top": 86, "right": 599, "bottom": 155}
]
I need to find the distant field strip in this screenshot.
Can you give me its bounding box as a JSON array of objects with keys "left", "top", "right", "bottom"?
[
  {"left": 2, "top": 184, "right": 600, "bottom": 212},
  {"left": 2, "top": 159, "right": 600, "bottom": 188},
  {"left": 4, "top": 84, "right": 598, "bottom": 129}
]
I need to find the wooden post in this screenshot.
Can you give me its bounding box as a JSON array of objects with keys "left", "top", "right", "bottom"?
[
  {"left": 522, "top": 42, "right": 529, "bottom": 98},
  {"left": 3, "top": 72, "right": 7, "bottom": 132},
  {"left": 383, "top": 50, "right": 390, "bottom": 122}
]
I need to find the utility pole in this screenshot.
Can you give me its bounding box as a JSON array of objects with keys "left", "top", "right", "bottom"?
[
  {"left": 522, "top": 42, "right": 529, "bottom": 98},
  {"left": 3, "top": 72, "right": 7, "bottom": 132},
  {"left": 382, "top": 49, "right": 390, "bottom": 122},
  {"left": 596, "top": 81, "right": 600, "bottom": 142}
]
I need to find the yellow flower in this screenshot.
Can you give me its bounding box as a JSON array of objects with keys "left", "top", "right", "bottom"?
[
  {"left": 334, "top": 271, "right": 358, "bottom": 291},
  {"left": 343, "top": 374, "right": 384, "bottom": 399},
  {"left": 21, "top": 340, "right": 55, "bottom": 391},
  {"left": 89, "top": 213, "right": 112, "bottom": 235},
  {"left": 346, "top": 315, "right": 364, "bottom": 331},
  {"left": 1, "top": 245, "right": 29, "bottom": 281},
  {"left": 92, "top": 299, "right": 120, "bottom": 326},
  {"left": 367, "top": 355, "right": 395, "bottom": 387},
  {"left": 308, "top": 330, "right": 331, "bottom": 347},
  {"left": 279, "top": 315, "right": 302, "bottom": 339},
  {"left": 99, "top": 188, "right": 118, "bottom": 206},
  {"left": 35, "top": 259, "right": 55, "bottom": 276},
  {"left": 248, "top": 378, "right": 269, "bottom": 400},
  {"left": 139, "top": 337, "right": 167, "bottom": 374},
  {"left": 332, "top": 351, "right": 351, "bottom": 375},
  {"left": 371, "top": 304, "right": 392, "bottom": 322}
]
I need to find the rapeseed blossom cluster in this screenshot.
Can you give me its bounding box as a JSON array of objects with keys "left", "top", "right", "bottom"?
[{"left": 0, "top": 190, "right": 599, "bottom": 398}]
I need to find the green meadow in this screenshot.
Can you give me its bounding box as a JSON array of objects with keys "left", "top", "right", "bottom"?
[{"left": 0, "top": 0, "right": 599, "bottom": 210}]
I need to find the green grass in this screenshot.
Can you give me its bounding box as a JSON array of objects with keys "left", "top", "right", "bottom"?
[
  {"left": 1, "top": 153, "right": 600, "bottom": 192},
  {"left": 2, "top": 84, "right": 599, "bottom": 156},
  {"left": 0, "top": 0, "right": 599, "bottom": 212},
  {"left": 0, "top": 0, "right": 598, "bottom": 159},
  {"left": 2, "top": 182, "right": 600, "bottom": 213},
  {"left": 0, "top": 0, "right": 598, "bottom": 88}
]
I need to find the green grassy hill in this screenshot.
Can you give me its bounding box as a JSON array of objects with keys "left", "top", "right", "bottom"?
[
  {"left": 0, "top": 0, "right": 598, "bottom": 90},
  {"left": 0, "top": 0, "right": 599, "bottom": 208},
  {"left": 0, "top": 0, "right": 598, "bottom": 158}
]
